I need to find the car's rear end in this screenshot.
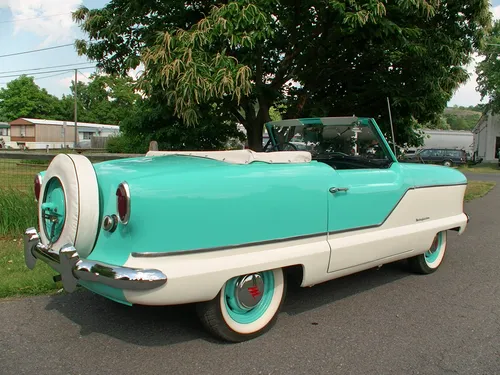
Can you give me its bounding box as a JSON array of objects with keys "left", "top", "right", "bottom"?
[{"left": 25, "top": 153, "right": 169, "bottom": 304}]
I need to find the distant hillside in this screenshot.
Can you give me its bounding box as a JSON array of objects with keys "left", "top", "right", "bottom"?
[
  {"left": 443, "top": 106, "right": 482, "bottom": 131},
  {"left": 424, "top": 105, "right": 482, "bottom": 131}
]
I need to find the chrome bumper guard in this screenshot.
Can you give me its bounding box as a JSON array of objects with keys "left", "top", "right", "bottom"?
[{"left": 23, "top": 228, "right": 167, "bottom": 293}]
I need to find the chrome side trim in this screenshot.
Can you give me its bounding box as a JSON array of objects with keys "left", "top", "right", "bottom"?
[{"left": 23, "top": 228, "right": 167, "bottom": 292}]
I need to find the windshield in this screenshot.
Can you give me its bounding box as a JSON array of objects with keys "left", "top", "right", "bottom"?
[{"left": 265, "top": 118, "right": 393, "bottom": 169}]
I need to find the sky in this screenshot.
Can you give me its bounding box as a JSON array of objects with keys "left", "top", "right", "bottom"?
[{"left": 1, "top": 0, "right": 500, "bottom": 107}]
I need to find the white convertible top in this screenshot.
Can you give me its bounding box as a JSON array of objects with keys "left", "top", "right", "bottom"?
[{"left": 146, "top": 149, "right": 312, "bottom": 164}]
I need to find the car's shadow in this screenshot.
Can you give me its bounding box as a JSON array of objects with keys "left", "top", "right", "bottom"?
[{"left": 45, "top": 260, "right": 412, "bottom": 345}]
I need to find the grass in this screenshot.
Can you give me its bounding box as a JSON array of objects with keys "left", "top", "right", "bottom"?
[
  {"left": 0, "top": 238, "right": 61, "bottom": 298},
  {"left": 458, "top": 162, "right": 500, "bottom": 174},
  {"left": 0, "top": 189, "right": 38, "bottom": 237},
  {"left": 0, "top": 158, "right": 48, "bottom": 192},
  {"left": 464, "top": 180, "right": 496, "bottom": 202}
]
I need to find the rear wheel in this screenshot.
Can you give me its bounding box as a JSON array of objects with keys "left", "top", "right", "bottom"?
[
  {"left": 408, "top": 231, "right": 447, "bottom": 274},
  {"left": 443, "top": 160, "right": 453, "bottom": 167},
  {"left": 196, "top": 268, "right": 286, "bottom": 342}
]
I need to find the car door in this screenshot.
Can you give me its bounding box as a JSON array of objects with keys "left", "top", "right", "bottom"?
[{"left": 326, "top": 162, "right": 414, "bottom": 272}]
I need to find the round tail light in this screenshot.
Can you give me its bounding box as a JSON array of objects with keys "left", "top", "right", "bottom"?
[
  {"left": 116, "top": 182, "right": 131, "bottom": 224},
  {"left": 34, "top": 174, "right": 42, "bottom": 202}
]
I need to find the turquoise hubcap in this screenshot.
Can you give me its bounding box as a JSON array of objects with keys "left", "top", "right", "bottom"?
[
  {"left": 224, "top": 271, "right": 275, "bottom": 324},
  {"left": 41, "top": 177, "right": 66, "bottom": 243},
  {"left": 424, "top": 232, "right": 442, "bottom": 263}
]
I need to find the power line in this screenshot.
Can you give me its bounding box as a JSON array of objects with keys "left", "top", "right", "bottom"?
[
  {"left": 0, "top": 62, "right": 94, "bottom": 75},
  {"left": 0, "top": 12, "right": 72, "bottom": 24},
  {"left": 0, "top": 66, "right": 96, "bottom": 79},
  {"left": 34, "top": 72, "right": 74, "bottom": 81},
  {"left": 78, "top": 70, "right": 90, "bottom": 80},
  {"left": 0, "top": 43, "right": 75, "bottom": 58},
  {"left": 0, "top": 71, "right": 70, "bottom": 85}
]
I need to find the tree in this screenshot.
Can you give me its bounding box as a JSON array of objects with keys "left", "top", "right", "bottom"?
[
  {"left": 59, "top": 74, "right": 140, "bottom": 124},
  {"left": 477, "top": 19, "right": 500, "bottom": 115},
  {"left": 109, "top": 95, "right": 245, "bottom": 152},
  {"left": 0, "top": 76, "right": 62, "bottom": 122},
  {"left": 73, "top": 0, "right": 491, "bottom": 150}
]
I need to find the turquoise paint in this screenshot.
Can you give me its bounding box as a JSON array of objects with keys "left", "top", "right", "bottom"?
[
  {"left": 41, "top": 177, "right": 66, "bottom": 242},
  {"left": 327, "top": 162, "right": 414, "bottom": 232},
  {"left": 398, "top": 163, "right": 467, "bottom": 187},
  {"left": 87, "top": 155, "right": 332, "bottom": 266},
  {"left": 78, "top": 280, "right": 131, "bottom": 306},
  {"left": 224, "top": 271, "right": 275, "bottom": 324},
  {"left": 425, "top": 232, "right": 443, "bottom": 264}
]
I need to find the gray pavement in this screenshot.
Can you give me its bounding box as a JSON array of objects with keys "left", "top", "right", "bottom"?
[{"left": 1, "top": 177, "right": 499, "bottom": 375}]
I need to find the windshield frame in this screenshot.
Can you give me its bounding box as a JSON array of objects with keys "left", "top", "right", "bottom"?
[{"left": 264, "top": 117, "right": 397, "bottom": 167}]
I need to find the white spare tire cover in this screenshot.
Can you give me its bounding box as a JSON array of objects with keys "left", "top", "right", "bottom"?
[{"left": 38, "top": 154, "right": 100, "bottom": 257}]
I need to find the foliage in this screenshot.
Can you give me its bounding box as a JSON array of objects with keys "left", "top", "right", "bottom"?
[
  {"left": 73, "top": 0, "right": 491, "bottom": 150},
  {"left": 0, "top": 76, "right": 62, "bottom": 122},
  {"left": 0, "top": 238, "right": 60, "bottom": 298},
  {"left": 464, "top": 180, "right": 496, "bottom": 202},
  {"left": 59, "top": 73, "right": 140, "bottom": 125},
  {"left": 111, "top": 96, "right": 245, "bottom": 152},
  {"left": 106, "top": 134, "right": 149, "bottom": 153},
  {"left": 0, "top": 189, "right": 37, "bottom": 237},
  {"left": 477, "top": 19, "right": 500, "bottom": 115},
  {"left": 421, "top": 107, "right": 482, "bottom": 131}
]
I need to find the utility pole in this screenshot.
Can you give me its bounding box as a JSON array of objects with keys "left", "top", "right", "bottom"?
[{"left": 74, "top": 69, "right": 78, "bottom": 148}]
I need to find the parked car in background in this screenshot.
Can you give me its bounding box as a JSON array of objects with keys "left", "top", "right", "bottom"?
[
  {"left": 404, "top": 148, "right": 468, "bottom": 167},
  {"left": 24, "top": 116, "right": 469, "bottom": 342}
]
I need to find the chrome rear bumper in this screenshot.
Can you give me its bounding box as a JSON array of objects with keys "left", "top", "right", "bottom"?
[{"left": 23, "top": 228, "right": 167, "bottom": 293}]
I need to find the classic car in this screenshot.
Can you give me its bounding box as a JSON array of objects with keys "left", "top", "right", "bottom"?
[{"left": 24, "top": 116, "right": 469, "bottom": 342}]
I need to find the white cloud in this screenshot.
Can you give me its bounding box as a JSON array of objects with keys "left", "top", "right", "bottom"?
[{"left": 0, "top": 0, "right": 82, "bottom": 46}]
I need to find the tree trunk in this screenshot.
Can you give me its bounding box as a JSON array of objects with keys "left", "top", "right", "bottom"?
[
  {"left": 243, "top": 99, "right": 271, "bottom": 152},
  {"left": 246, "top": 122, "right": 263, "bottom": 151}
]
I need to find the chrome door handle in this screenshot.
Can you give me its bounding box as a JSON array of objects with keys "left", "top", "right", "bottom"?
[{"left": 329, "top": 187, "right": 349, "bottom": 194}]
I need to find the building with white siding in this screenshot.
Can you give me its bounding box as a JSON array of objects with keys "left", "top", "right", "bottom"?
[
  {"left": 7, "top": 118, "right": 119, "bottom": 149},
  {"left": 472, "top": 112, "right": 500, "bottom": 162}
]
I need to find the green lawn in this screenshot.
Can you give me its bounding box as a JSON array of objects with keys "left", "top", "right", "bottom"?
[
  {"left": 458, "top": 162, "right": 500, "bottom": 174},
  {"left": 464, "top": 180, "right": 496, "bottom": 202},
  {"left": 0, "top": 237, "right": 61, "bottom": 299},
  {"left": 0, "top": 158, "right": 48, "bottom": 192}
]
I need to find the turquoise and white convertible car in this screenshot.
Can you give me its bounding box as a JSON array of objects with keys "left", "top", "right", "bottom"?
[{"left": 24, "top": 116, "right": 469, "bottom": 342}]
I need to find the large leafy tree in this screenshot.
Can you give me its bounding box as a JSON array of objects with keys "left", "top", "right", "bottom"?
[
  {"left": 73, "top": 0, "right": 491, "bottom": 150},
  {"left": 0, "top": 76, "right": 62, "bottom": 122}
]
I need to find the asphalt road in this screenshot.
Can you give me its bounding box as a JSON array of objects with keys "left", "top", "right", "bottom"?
[{"left": 1, "top": 173, "right": 499, "bottom": 375}]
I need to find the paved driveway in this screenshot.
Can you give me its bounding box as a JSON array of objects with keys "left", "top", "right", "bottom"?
[{"left": 1, "top": 180, "right": 499, "bottom": 375}]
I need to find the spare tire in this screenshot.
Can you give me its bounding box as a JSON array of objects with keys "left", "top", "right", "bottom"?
[{"left": 38, "top": 154, "right": 100, "bottom": 257}]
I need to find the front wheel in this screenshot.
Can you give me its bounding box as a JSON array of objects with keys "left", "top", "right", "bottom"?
[
  {"left": 408, "top": 231, "right": 447, "bottom": 274},
  {"left": 196, "top": 268, "right": 286, "bottom": 342}
]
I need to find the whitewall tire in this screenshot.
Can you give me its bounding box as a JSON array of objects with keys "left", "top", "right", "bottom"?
[
  {"left": 38, "top": 154, "right": 100, "bottom": 257},
  {"left": 196, "top": 268, "right": 287, "bottom": 342},
  {"left": 408, "top": 231, "right": 447, "bottom": 274}
]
